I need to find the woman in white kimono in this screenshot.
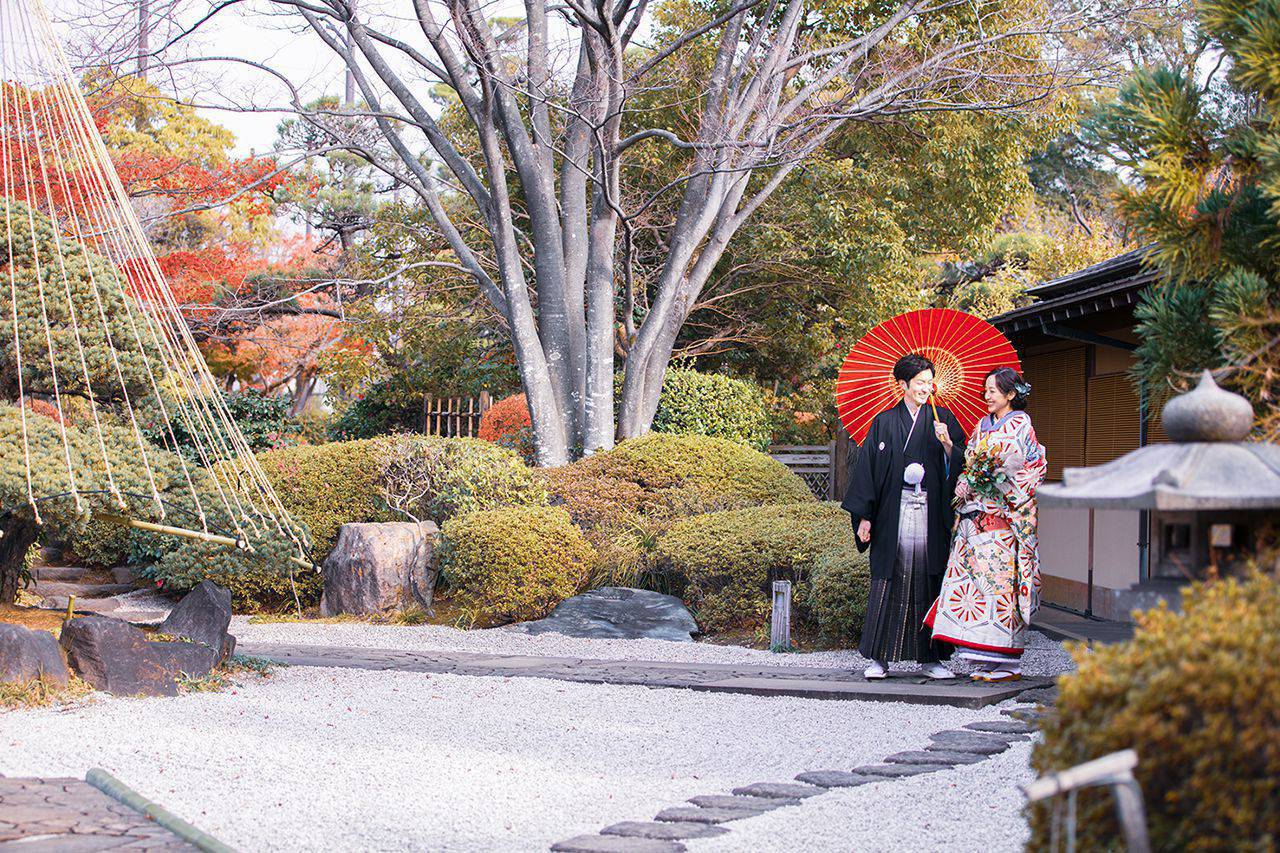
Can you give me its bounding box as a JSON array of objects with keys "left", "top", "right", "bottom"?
[{"left": 925, "top": 367, "right": 1046, "bottom": 682}]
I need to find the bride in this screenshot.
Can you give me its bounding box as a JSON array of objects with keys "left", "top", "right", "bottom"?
[{"left": 925, "top": 367, "right": 1047, "bottom": 682}]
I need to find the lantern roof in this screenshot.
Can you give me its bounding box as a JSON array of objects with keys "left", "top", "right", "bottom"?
[{"left": 1038, "top": 372, "right": 1280, "bottom": 511}]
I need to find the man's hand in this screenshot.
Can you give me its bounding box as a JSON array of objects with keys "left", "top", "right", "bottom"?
[
  {"left": 857, "top": 519, "right": 872, "bottom": 543},
  {"left": 934, "top": 421, "right": 953, "bottom": 453}
]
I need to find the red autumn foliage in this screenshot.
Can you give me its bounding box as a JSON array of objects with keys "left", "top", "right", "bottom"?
[{"left": 479, "top": 394, "right": 535, "bottom": 462}]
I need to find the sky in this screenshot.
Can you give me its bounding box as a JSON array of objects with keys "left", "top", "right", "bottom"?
[{"left": 44, "top": 0, "right": 552, "bottom": 157}]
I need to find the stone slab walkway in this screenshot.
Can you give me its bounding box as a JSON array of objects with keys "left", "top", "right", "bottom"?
[
  {"left": 1032, "top": 608, "right": 1134, "bottom": 645},
  {"left": 238, "top": 642, "right": 1048, "bottom": 708},
  {"left": 0, "top": 776, "right": 196, "bottom": 851}
]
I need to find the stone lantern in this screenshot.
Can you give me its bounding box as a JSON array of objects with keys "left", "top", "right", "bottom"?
[{"left": 1038, "top": 371, "right": 1280, "bottom": 607}]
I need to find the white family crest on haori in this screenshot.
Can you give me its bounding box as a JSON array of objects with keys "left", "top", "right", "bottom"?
[{"left": 0, "top": 0, "right": 310, "bottom": 571}]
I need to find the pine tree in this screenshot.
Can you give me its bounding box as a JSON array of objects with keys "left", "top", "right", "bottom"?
[{"left": 1094, "top": 0, "right": 1279, "bottom": 437}]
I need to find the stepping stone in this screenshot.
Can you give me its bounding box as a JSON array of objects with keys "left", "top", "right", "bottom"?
[
  {"left": 1001, "top": 707, "right": 1047, "bottom": 722},
  {"left": 553, "top": 835, "right": 686, "bottom": 853},
  {"left": 852, "top": 763, "right": 950, "bottom": 778},
  {"left": 33, "top": 582, "right": 136, "bottom": 599},
  {"left": 1018, "top": 686, "right": 1058, "bottom": 705},
  {"left": 886, "top": 750, "right": 986, "bottom": 766},
  {"left": 686, "top": 794, "right": 790, "bottom": 811},
  {"left": 965, "top": 719, "right": 1037, "bottom": 735},
  {"left": 654, "top": 807, "right": 755, "bottom": 825},
  {"left": 731, "top": 782, "right": 823, "bottom": 800},
  {"left": 926, "top": 732, "right": 1010, "bottom": 755},
  {"left": 601, "top": 822, "right": 729, "bottom": 841},
  {"left": 32, "top": 567, "right": 86, "bottom": 582},
  {"left": 38, "top": 596, "right": 121, "bottom": 614},
  {"left": 794, "top": 771, "right": 879, "bottom": 788}
]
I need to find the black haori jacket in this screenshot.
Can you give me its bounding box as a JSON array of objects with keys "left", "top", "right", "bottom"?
[{"left": 841, "top": 400, "right": 967, "bottom": 581}]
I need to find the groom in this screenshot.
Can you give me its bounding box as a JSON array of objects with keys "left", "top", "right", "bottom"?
[{"left": 841, "top": 353, "right": 966, "bottom": 680}]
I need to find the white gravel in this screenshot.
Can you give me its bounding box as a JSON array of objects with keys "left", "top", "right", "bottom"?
[
  {"left": 232, "top": 618, "right": 1076, "bottom": 678},
  {"left": 0, "top": 666, "right": 1009, "bottom": 852},
  {"left": 688, "top": 738, "right": 1039, "bottom": 852}
]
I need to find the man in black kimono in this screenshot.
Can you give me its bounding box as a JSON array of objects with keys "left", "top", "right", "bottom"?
[{"left": 841, "top": 353, "right": 967, "bottom": 680}]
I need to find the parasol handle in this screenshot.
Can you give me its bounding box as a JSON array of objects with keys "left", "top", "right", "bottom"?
[{"left": 929, "top": 393, "right": 939, "bottom": 422}]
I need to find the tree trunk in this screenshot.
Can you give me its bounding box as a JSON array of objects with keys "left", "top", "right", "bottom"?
[{"left": 0, "top": 515, "right": 39, "bottom": 605}]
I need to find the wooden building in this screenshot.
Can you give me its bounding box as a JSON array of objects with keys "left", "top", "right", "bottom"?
[{"left": 992, "top": 247, "right": 1173, "bottom": 620}]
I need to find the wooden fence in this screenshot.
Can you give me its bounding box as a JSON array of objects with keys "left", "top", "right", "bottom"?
[
  {"left": 769, "top": 431, "right": 855, "bottom": 501},
  {"left": 422, "top": 392, "right": 492, "bottom": 437}
]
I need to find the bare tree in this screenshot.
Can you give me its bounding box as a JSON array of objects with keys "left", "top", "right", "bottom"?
[{"left": 122, "top": 0, "right": 1139, "bottom": 465}]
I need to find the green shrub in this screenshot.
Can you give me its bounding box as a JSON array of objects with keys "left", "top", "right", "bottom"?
[
  {"left": 439, "top": 506, "right": 594, "bottom": 626},
  {"left": 143, "top": 538, "right": 322, "bottom": 612},
  {"left": 378, "top": 434, "right": 547, "bottom": 524},
  {"left": 65, "top": 519, "right": 132, "bottom": 569},
  {"left": 804, "top": 548, "right": 872, "bottom": 645},
  {"left": 542, "top": 433, "right": 814, "bottom": 535},
  {"left": 1029, "top": 573, "right": 1280, "bottom": 851},
  {"left": 648, "top": 369, "right": 772, "bottom": 450},
  {"left": 255, "top": 439, "right": 389, "bottom": 560},
  {"left": 141, "top": 389, "right": 300, "bottom": 459},
  {"left": 656, "top": 501, "right": 854, "bottom": 633}
]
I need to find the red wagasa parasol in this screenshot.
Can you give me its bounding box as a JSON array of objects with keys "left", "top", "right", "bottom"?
[{"left": 835, "top": 308, "right": 1021, "bottom": 444}]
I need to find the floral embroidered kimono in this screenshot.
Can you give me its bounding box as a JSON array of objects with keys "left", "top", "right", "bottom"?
[{"left": 925, "top": 411, "right": 1047, "bottom": 661}]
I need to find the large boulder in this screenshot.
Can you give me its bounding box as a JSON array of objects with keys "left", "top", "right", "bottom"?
[
  {"left": 321, "top": 521, "right": 439, "bottom": 616},
  {"left": 0, "top": 624, "right": 70, "bottom": 686},
  {"left": 59, "top": 616, "right": 216, "bottom": 697},
  {"left": 508, "top": 587, "right": 699, "bottom": 641},
  {"left": 158, "top": 581, "right": 235, "bottom": 663}
]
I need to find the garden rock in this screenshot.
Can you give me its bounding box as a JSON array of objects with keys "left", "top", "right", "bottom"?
[
  {"left": 0, "top": 624, "right": 69, "bottom": 686},
  {"left": 158, "top": 581, "right": 235, "bottom": 663},
  {"left": 58, "top": 615, "right": 217, "bottom": 697},
  {"left": 321, "top": 521, "right": 439, "bottom": 616},
  {"left": 601, "top": 822, "right": 728, "bottom": 841},
  {"left": 507, "top": 587, "right": 698, "bottom": 641}
]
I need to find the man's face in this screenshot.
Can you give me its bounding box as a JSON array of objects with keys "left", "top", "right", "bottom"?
[{"left": 900, "top": 369, "right": 934, "bottom": 407}]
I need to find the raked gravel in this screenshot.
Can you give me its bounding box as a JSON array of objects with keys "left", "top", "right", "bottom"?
[
  {"left": 687, "top": 739, "right": 1039, "bottom": 852},
  {"left": 0, "top": 665, "right": 1007, "bottom": 852},
  {"left": 232, "top": 617, "right": 1077, "bottom": 678}
]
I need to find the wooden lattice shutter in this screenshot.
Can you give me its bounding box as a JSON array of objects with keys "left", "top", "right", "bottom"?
[
  {"left": 1022, "top": 346, "right": 1086, "bottom": 480},
  {"left": 1086, "top": 373, "right": 1169, "bottom": 465}
]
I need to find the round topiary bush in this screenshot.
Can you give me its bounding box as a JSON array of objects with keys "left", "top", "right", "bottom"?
[
  {"left": 377, "top": 434, "right": 548, "bottom": 524},
  {"left": 255, "top": 439, "right": 389, "bottom": 560},
  {"left": 648, "top": 368, "right": 772, "bottom": 450},
  {"left": 542, "top": 433, "right": 815, "bottom": 535},
  {"left": 1029, "top": 573, "right": 1280, "bottom": 851},
  {"left": 804, "top": 548, "right": 872, "bottom": 646},
  {"left": 439, "top": 505, "right": 595, "bottom": 626},
  {"left": 655, "top": 501, "right": 854, "bottom": 633},
  {"left": 478, "top": 393, "right": 535, "bottom": 463}
]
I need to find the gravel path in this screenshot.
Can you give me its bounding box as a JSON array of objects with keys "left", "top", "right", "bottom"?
[
  {"left": 0, "top": 666, "right": 1006, "bottom": 852},
  {"left": 686, "top": 741, "right": 1038, "bottom": 852},
  {"left": 232, "top": 618, "right": 1076, "bottom": 678}
]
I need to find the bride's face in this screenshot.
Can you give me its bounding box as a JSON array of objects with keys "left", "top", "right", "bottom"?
[{"left": 984, "top": 375, "right": 1016, "bottom": 413}]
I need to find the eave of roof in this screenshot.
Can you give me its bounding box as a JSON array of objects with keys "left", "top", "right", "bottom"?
[{"left": 991, "top": 244, "right": 1159, "bottom": 334}]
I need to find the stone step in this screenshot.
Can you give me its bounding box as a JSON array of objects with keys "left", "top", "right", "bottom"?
[
  {"left": 38, "top": 596, "right": 121, "bottom": 614},
  {"left": 32, "top": 566, "right": 90, "bottom": 582},
  {"left": 31, "top": 581, "right": 136, "bottom": 599}
]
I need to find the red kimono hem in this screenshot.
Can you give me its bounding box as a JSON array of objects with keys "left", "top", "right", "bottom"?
[{"left": 922, "top": 601, "right": 1025, "bottom": 656}]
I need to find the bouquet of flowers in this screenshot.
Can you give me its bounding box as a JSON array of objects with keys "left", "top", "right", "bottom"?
[{"left": 956, "top": 436, "right": 1011, "bottom": 507}]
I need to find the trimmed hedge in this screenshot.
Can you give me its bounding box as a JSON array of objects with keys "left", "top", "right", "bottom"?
[
  {"left": 66, "top": 519, "right": 132, "bottom": 569},
  {"left": 143, "top": 538, "right": 322, "bottom": 613},
  {"left": 656, "top": 501, "right": 857, "bottom": 633},
  {"left": 255, "top": 439, "right": 389, "bottom": 559},
  {"left": 1029, "top": 573, "right": 1280, "bottom": 851},
  {"left": 439, "top": 505, "right": 595, "bottom": 626},
  {"left": 649, "top": 369, "right": 772, "bottom": 450},
  {"left": 542, "top": 433, "right": 814, "bottom": 535},
  {"left": 378, "top": 434, "right": 548, "bottom": 524},
  {"left": 805, "top": 548, "right": 872, "bottom": 645}
]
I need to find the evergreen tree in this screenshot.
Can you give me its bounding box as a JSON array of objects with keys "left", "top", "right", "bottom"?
[{"left": 1094, "top": 0, "right": 1279, "bottom": 436}]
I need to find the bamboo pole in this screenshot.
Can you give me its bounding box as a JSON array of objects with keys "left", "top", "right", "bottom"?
[{"left": 97, "top": 513, "right": 315, "bottom": 571}]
